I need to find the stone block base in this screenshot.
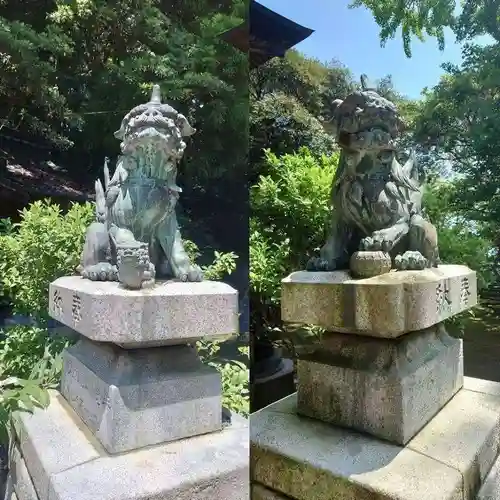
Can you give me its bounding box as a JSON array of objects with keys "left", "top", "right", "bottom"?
[
  {"left": 5, "top": 391, "right": 248, "bottom": 500},
  {"left": 49, "top": 276, "right": 239, "bottom": 347},
  {"left": 251, "top": 377, "right": 500, "bottom": 500},
  {"left": 61, "top": 338, "right": 222, "bottom": 454},
  {"left": 282, "top": 265, "right": 477, "bottom": 337},
  {"left": 297, "top": 323, "right": 463, "bottom": 444}
]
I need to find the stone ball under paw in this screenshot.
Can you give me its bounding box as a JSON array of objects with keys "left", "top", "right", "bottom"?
[{"left": 350, "top": 251, "right": 392, "bottom": 279}]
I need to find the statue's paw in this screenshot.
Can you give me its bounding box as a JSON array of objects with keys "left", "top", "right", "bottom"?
[
  {"left": 82, "top": 263, "right": 118, "bottom": 281},
  {"left": 360, "top": 231, "right": 394, "bottom": 252},
  {"left": 176, "top": 265, "right": 203, "bottom": 282},
  {"left": 306, "top": 257, "right": 336, "bottom": 272},
  {"left": 395, "top": 251, "right": 428, "bottom": 271}
]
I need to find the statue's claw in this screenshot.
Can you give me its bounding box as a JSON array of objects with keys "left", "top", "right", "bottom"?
[
  {"left": 395, "top": 251, "right": 428, "bottom": 271},
  {"left": 175, "top": 265, "right": 203, "bottom": 282},
  {"left": 306, "top": 257, "right": 337, "bottom": 272},
  {"left": 81, "top": 263, "right": 118, "bottom": 281},
  {"left": 185, "top": 265, "right": 203, "bottom": 282}
]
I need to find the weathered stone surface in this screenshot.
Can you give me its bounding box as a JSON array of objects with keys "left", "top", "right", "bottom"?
[
  {"left": 282, "top": 264, "right": 476, "bottom": 337},
  {"left": 251, "top": 484, "right": 290, "bottom": 500},
  {"left": 9, "top": 391, "right": 249, "bottom": 500},
  {"left": 49, "top": 276, "right": 238, "bottom": 347},
  {"left": 60, "top": 338, "right": 221, "bottom": 454},
  {"left": 409, "top": 389, "right": 500, "bottom": 498},
  {"left": 477, "top": 453, "right": 500, "bottom": 500},
  {"left": 6, "top": 446, "right": 38, "bottom": 500},
  {"left": 13, "top": 392, "right": 100, "bottom": 500},
  {"left": 251, "top": 383, "right": 500, "bottom": 500},
  {"left": 464, "top": 375, "right": 500, "bottom": 397},
  {"left": 297, "top": 324, "right": 463, "bottom": 444},
  {"left": 251, "top": 395, "right": 462, "bottom": 500}
]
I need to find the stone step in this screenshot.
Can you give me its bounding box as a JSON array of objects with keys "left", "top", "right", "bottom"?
[
  {"left": 478, "top": 452, "right": 500, "bottom": 499},
  {"left": 7, "top": 391, "right": 248, "bottom": 500},
  {"left": 251, "top": 376, "right": 500, "bottom": 500}
]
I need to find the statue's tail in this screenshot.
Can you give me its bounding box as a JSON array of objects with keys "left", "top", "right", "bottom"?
[
  {"left": 94, "top": 157, "right": 111, "bottom": 223},
  {"left": 103, "top": 156, "right": 110, "bottom": 190},
  {"left": 95, "top": 179, "right": 106, "bottom": 223}
]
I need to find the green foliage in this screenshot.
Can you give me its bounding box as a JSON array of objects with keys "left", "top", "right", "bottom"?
[
  {"left": 250, "top": 93, "right": 336, "bottom": 181},
  {"left": 0, "top": 374, "right": 50, "bottom": 446},
  {"left": 251, "top": 148, "right": 339, "bottom": 272},
  {"left": 409, "top": 42, "right": 500, "bottom": 281},
  {"left": 351, "top": 0, "right": 500, "bottom": 56},
  {"left": 0, "top": 0, "right": 247, "bottom": 206},
  {"left": 423, "top": 180, "right": 495, "bottom": 289},
  {"left": 249, "top": 53, "right": 355, "bottom": 183},
  {"left": 455, "top": 0, "right": 500, "bottom": 42},
  {"left": 196, "top": 340, "right": 249, "bottom": 417},
  {"left": 0, "top": 200, "right": 94, "bottom": 321},
  {"left": 184, "top": 240, "right": 238, "bottom": 281},
  {"left": 250, "top": 148, "right": 338, "bottom": 339},
  {"left": 0, "top": 326, "right": 69, "bottom": 380},
  {"left": 0, "top": 342, "right": 63, "bottom": 445},
  {"left": 0, "top": 199, "right": 246, "bottom": 439},
  {"left": 349, "top": 0, "right": 455, "bottom": 57}
]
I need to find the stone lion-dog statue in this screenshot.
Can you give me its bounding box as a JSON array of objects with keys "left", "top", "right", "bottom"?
[
  {"left": 307, "top": 75, "right": 439, "bottom": 275},
  {"left": 77, "top": 85, "right": 203, "bottom": 289}
]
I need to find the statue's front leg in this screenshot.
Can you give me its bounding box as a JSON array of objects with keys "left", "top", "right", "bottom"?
[
  {"left": 306, "top": 216, "right": 353, "bottom": 271},
  {"left": 156, "top": 215, "right": 202, "bottom": 282},
  {"left": 394, "top": 215, "right": 439, "bottom": 271},
  {"left": 166, "top": 228, "right": 203, "bottom": 282},
  {"left": 360, "top": 220, "right": 409, "bottom": 252},
  {"left": 78, "top": 222, "right": 118, "bottom": 281}
]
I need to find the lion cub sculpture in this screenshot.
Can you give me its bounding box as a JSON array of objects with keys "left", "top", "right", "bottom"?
[{"left": 307, "top": 75, "right": 439, "bottom": 274}]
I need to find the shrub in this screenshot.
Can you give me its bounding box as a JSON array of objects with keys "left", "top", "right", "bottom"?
[
  {"left": 0, "top": 200, "right": 94, "bottom": 321},
  {"left": 250, "top": 148, "right": 338, "bottom": 348},
  {"left": 196, "top": 340, "right": 249, "bottom": 417},
  {"left": 250, "top": 148, "right": 338, "bottom": 301},
  {"left": 250, "top": 93, "right": 336, "bottom": 182},
  {"left": 0, "top": 199, "right": 247, "bottom": 446}
]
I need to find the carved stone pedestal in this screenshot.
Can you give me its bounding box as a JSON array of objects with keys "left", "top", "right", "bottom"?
[
  {"left": 297, "top": 324, "right": 463, "bottom": 444},
  {"left": 250, "top": 265, "right": 500, "bottom": 499},
  {"left": 281, "top": 265, "right": 476, "bottom": 337},
  {"left": 61, "top": 338, "right": 222, "bottom": 454},
  {"left": 5, "top": 277, "right": 249, "bottom": 500}
]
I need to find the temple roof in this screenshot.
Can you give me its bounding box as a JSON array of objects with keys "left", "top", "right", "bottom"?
[{"left": 220, "top": 0, "right": 314, "bottom": 68}]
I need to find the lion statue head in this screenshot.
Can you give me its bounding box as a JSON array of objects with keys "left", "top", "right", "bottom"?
[
  {"left": 327, "top": 75, "right": 405, "bottom": 153},
  {"left": 114, "top": 85, "right": 196, "bottom": 176}
]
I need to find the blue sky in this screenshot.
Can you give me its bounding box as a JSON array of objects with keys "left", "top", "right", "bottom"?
[{"left": 258, "top": 0, "right": 466, "bottom": 99}]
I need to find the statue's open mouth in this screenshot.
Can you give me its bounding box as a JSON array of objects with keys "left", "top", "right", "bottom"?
[{"left": 127, "top": 126, "right": 170, "bottom": 143}]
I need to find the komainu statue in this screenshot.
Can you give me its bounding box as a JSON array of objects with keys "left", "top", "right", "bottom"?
[
  {"left": 307, "top": 75, "right": 439, "bottom": 275},
  {"left": 77, "top": 85, "right": 203, "bottom": 289}
]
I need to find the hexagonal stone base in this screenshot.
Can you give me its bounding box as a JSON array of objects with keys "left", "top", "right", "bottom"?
[
  {"left": 297, "top": 324, "right": 463, "bottom": 444},
  {"left": 61, "top": 337, "right": 222, "bottom": 454},
  {"left": 282, "top": 265, "right": 476, "bottom": 337},
  {"left": 6, "top": 391, "right": 248, "bottom": 500},
  {"left": 251, "top": 378, "right": 500, "bottom": 500},
  {"left": 49, "top": 276, "right": 238, "bottom": 347}
]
